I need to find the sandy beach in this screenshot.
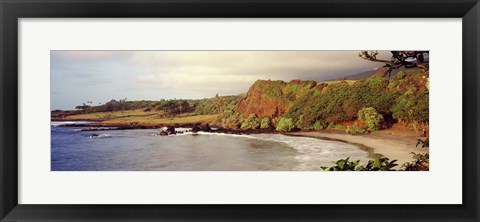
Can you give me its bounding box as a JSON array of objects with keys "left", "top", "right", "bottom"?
[{"left": 288, "top": 128, "right": 429, "bottom": 165}]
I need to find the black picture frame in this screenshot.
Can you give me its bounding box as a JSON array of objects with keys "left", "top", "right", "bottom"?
[{"left": 1, "top": 0, "right": 479, "bottom": 221}]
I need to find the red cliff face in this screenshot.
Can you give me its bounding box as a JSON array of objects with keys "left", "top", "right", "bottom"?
[{"left": 237, "top": 79, "right": 321, "bottom": 118}]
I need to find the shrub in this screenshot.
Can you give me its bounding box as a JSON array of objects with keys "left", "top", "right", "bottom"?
[
  {"left": 401, "top": 152, "right": 429, "bottom": 171},
  {"left": 240, "top": 114, "right": 260, "bottom": 130},
  {"left": 416, "top": 137, "right": 429, "bottom": 148},
  {"left": 260, "top": 117, "right": 271, "bottom": 129},
  {"left": 322, "top": 145, "right": 429, "bottom": 171},
  {"left": 357, "top": 107, "right": 384, "bottom": 132},
  {"left": 309, "top": 121, "right": 324, "bottom": 130},
  {"left": 221, "top": 111, "right": 241, "bottom": 129},
  {"left": 345, "top": 124, "right": 368, "bottom": 135},
  {"left": 295, "top": 115, "right": 315, "bottom": 130},
  {"left": 276, "top": 117, "right": 295, "bottom": 132},
  {"left": 355, "top": 157, "right": 398, "bottom": 171},
  {"left": 322, "top": 157, "right": 398, "bottom": 171},
  {"left": 321, "top": 157, "right": 360, "bottom": 171},
  {"left": 391, "top": 89, "right": 429, "bottom": 123},
  {"left": 194, "top": 95, "right": 242, "bottom": 115}
]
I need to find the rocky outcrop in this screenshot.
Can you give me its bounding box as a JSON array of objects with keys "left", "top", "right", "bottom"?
[
  {"left": 200, "top": 123, "right": 212, "bottom": 132},
  {"left": 166, "top": 126, "right": 176, "bottom": 134},
  {"left": 236, "top": 79, "right": 322, "bottom": 118},
  {"left": 191, "top": 125, "right": 200, "bottom": 133}
]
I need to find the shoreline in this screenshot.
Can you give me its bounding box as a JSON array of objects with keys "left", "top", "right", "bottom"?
[
  {"left": 287, "top": 129, "right": 429, "bottom": 165},
  {"left": 52, "top": 119, "right": 428, "bottom": 164}
]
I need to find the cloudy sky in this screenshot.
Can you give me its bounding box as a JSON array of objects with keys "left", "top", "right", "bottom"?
[{"left": 51, "top": 51, "right": 390, "bottom": 110}]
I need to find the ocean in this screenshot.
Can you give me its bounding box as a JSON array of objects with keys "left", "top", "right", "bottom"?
[{"left": 51, "top": 121, "right": 373, "bottom": 171}]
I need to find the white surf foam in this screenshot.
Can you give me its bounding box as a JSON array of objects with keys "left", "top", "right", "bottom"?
[
  {"left": 51, "top": 121, "right": 92, "bottom": 127},
  {"left": 172, "top": 131, "right": 371, "bottom": 170},
  {"left": 88, "top": 133, "right": 111, "bottom": 138}
]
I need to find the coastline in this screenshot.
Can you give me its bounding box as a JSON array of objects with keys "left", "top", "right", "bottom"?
[
  {"left": 52, "top": 119, "right": 428, "bottom": 165},
  {"left": 287, "top": 128, "right": 429, "bottom": 165}
]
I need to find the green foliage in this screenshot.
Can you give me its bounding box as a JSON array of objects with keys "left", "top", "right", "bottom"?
[
  {"left": 391, "top": 89, "right": 429, "bottom": 123},
  {"left": 152, "top": 100, "right": 190, "bottom": 116},
  {"left": 344, "top": 77, "right": 394, "bottom": 118},
  {"left": 416, "top": 137, "right": 429, "bottom": 148},
  {"left": 322, "top": 157, "right": 398, "bottom": 171},
  {"left": 345, "top": 124, "right": 368, "bottom": 135},
  {"left": 194, "top": 95, "right": 242, "bottom": 115},
  {"left": 322, "top": 144, "right": 429, "bottom": 171},
  {"left": 322, "top": 82, "right": 352, "bottom": 123},
  {"left": 262, "top": 80, "right": 285, "bottom": 98},
  {"left": 267, "top": 86, "right": 283, "bottom": 98},
  {"left": 284, "top": 84, "right": 301, "bottom": 96},
  {"left": 356, "top": 157, "right": 398, "bottom": 171},
  {"left": 396, "top": 71, "right": 406, "bottom": 79},
  {"left": 286, "top": 82, "right": 351, "bottom": 128},
  {"left": 217, "top": 96, "right": 243, "bottom": 129},
  {"left": 321, "top": 157, "right": 360, "bottom": 171},
  {"left": 327, "top": 123, "right": 345, "bottom": 130},
  {"left": 401, "top": 152, "right": 429, "bottom": 171},
  {"left": 260, "top": 117, "right": 272, "bottom": 129},
  {"left": 304, "top": 81, "right": 316, "bottom": 89},
  {"left": 216, "top": 71, "right": 427, "bottom": 131},
  {"left": 241, "top": 114, "right": 261, "bottom": 130},
  {"left": 221, "top": 111, "right": 241, "bottom": 129},
  {"left": 310, "top": 121, "right": 325, "bottom": 130},
  {"left": 276, "top": 117, "right": 296, "bottom": 132},
  {"left": 87, "top": 99, "right": 159, "bottom": 113},
  {"left": 285, "top": 76, "right": 404, "bottom": 129},
  {"left": 194, "top": 98, "right": 217, "bottom": 115},
  {"left": 295, "top": 115, "right": 310, "bottom": 130},
  {"left": 357, "top": 107, "right": 384, "bottom": 132}
]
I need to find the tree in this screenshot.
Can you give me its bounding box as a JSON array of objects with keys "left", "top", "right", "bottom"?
[
  {"left": 359, "top": 51, "right": 429, "bottom": 77},
  {"left": 75, "top": 103, "right": 90, "bottom": 113}
]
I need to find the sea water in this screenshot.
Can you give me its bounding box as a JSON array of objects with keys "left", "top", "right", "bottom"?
[{"left": 51, "top": 122, "right": 373, "bottom": 171}]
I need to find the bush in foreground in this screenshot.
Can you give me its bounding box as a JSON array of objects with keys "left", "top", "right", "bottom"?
[
  {"left": 321, "top": 157, "right": 398, "bottom": 171},
  {"left": 401, "top": 152, "right": 429, "bottom": 171},
  {"left": 322, "top": 138, "right": 429, "bottom": 171}
]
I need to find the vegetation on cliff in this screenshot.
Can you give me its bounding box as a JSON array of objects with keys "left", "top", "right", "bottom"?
[{"left": 218, "top": 69, "right": 428, "bottom": 132}]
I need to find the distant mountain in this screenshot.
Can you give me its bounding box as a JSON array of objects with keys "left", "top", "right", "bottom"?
[{"left": 327, "top": 66, "right": 418, "bottom": 81}]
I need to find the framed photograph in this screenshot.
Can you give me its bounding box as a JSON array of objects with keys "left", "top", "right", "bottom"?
[{"left": 1, "top": 0, "right": 479, "bottom": 221}]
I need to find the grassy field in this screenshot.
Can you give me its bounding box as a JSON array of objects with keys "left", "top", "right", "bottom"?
[
  {"left": 65, "top": 110, "right": 157, "bottom": 120},
  {"left": 65, "top": 110, "right": 218, "bottom": 126}
]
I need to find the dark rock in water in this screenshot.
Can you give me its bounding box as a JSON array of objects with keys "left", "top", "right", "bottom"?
[
  {"left": 200, "top": 123, "right": 212, "bottom": 132},
  {"left": 159, "top": 130, "right": 168, "bottom": 136},
  {"left": 166, "top": 126, "right": 176, "bottom": 135},
  {"left": 89, "top": 133, "right": 99, "bottom": 138},
  {"left": 191, "top": 125, "right": 200, "bottom": 133},
  {"left": 176, "top": 131, "right": 183, "bottom": 134}
]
